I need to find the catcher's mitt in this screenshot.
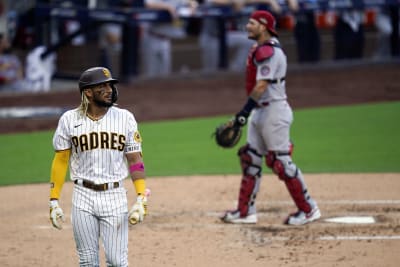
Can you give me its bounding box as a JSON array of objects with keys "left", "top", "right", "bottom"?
[{"left": 214, "top": 120, "right": 242, "bottom": 148}]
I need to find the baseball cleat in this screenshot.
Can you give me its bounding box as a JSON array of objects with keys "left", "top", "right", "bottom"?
[
  {"left": 221, "top": 210, "right": 257, "bottom": 224},
  {"left": 285, "top": 206, "right": 321, "bottom": 225}
]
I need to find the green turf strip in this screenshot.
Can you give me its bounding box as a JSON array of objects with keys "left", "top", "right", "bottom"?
[{"left": 0, "top": 102, "right": 399, "bottom": 185}]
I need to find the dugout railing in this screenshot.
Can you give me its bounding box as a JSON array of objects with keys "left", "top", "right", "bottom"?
[{"left": 32, "top": 0, "right": 399, "bottom": 81}]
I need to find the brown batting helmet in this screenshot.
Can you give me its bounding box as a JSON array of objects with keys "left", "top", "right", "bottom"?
[
  {"left": 79, "top": 67, "right": 119, "bottom": 103},
  {"left": 78, "top": 67, "right": 118, "bottom": 91}
]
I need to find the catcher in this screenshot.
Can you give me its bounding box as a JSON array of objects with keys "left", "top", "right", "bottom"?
[{"left": 215, "top": 10, "right": 321, "bottom": 225}]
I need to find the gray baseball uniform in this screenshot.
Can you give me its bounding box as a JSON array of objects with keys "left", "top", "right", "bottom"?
[
  {"left": 244, "top": 38, "right": 317, "bottom": 216},
  {"left": 222, "top": 10, "right": 320, "bottom": 225}
]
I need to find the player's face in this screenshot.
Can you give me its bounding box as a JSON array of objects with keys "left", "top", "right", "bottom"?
[
  {"left": 90, "top": 83, "right": 113, "bottom": 107},
  {"left": 246, "top": 19, "right": 263, "bottom": 41}
]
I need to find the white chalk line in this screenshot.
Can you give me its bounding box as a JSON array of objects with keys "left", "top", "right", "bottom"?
[
  {"left": 147, "top": 199, "right": 400, "bottom": 217},
  {"left": 244, "top": 232, "right": 400, "bottom": 243},
  {"left": 244, "top": 199, "right": 400, "bottom": 205},
  {"left": 35, "top": 199, "right": 400, "bottom": 242},
  {"left": 318, "top": 235, "right": 400, "bottom": 241},
  {"left": 34, "top": 222, "right": 400, "bottom": 242},
  {"left": 36, "top": 198, "right": 400, "bottom": 228}
]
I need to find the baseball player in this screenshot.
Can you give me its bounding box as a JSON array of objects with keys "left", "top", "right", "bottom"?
[
  {"left": 142, "top": 0, "right": 195, "bottom": 77},
  {"left": 221, "top": 10, "right": 321, "bottom": 225},
  {"left": 48, "top": 67, "right": 148, "bottom": 266}
]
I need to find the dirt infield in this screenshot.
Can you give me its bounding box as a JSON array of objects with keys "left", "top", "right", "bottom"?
[
  {"left": 1, "top": 173, "right": 400, "bottom": 267},
  {"left": 0, "top": 62, "right": 400, "bottom": 266}
]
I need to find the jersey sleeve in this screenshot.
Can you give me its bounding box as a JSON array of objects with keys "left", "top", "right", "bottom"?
[
  {"left": 52, "top": 112, "right": 72, "bottom": 151},
  {"left": 125, "top": 111, "right": 142, "bottom": 154}
]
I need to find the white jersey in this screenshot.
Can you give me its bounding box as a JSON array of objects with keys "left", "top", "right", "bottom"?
[{"left": 53, "top": 106, "right": 142, "bottom": 184}]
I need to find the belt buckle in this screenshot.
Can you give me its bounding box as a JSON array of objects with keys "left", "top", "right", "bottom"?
[{"left": 102, "top": 183, "right": 107, "bottom": 191}]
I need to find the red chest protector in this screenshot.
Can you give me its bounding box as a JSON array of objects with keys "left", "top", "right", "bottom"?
[{"left": 245, "top": 41, "right": 281, "bottom": 96}]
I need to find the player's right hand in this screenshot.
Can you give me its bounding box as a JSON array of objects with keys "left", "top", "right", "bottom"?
[
  {"left": 49, "top": 199, "right": 65, "bottom": 230},
  {"left": 128, "top": 195, "right": 148, "bottom": 225}
]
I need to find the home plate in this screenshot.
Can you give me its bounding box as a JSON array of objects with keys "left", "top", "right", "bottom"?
[{"left": 324, "top": 216, "right": 375, "bottom": 224}]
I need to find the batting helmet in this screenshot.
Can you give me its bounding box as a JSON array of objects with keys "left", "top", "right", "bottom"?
[
  {"left": 78, "top": 67, "right": 119, "bottom": 103},
  {"left": 250, "top": 10, "right": 278, "bottom": 37}
]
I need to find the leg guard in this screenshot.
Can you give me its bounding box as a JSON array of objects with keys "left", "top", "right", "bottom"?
[
  {"left": 237, "top": 144, "right": 262, "bottom": 216},
  {"left": 266, "top": 151, "right": 312, "bottom": 213}
]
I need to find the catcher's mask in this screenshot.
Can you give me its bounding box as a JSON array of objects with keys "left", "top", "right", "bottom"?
[{"left": 78, "top": 67, "right": 119, "bottom": 103}]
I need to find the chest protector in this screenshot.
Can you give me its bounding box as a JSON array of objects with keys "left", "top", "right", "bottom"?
[{"left": 245, "top": 40, "right": 281, "bottom": 96}]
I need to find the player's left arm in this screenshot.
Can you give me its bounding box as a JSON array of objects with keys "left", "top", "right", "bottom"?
[
  {"left": 126, "top": 152, "right": 149, "bottom": 225},
  {"left": 124, "top": 113, "right": 147, "bottom": 196},
  {"left": 126, "top": 152, "right": 146, "bottom": 196}
]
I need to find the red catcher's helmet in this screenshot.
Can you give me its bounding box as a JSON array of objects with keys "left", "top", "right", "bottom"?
[{"left": 250, "top": 10, "right": 278, "bottom": 37}]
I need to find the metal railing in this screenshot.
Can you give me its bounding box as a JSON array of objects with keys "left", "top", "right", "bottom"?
[{"left": 33, "top": 1, "right": 400, "bottom": 80}]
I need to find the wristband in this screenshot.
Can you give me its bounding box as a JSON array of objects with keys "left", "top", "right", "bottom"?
[
  {"left": 129, "top": 162, "right": 145, "bottom": 173},
  {"left": 240, "top": 97, "right": 258, "bottom": 116}
]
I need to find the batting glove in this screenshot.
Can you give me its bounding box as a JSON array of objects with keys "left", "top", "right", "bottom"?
[
  {"left": 49, "top": 199, "right": 65, "bottom": 230},
  {"left": 128, "top": 195, "right": 148, "bottom": 225}
]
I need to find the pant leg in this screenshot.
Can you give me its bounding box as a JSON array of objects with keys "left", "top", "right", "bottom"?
[
  {"left": 234, "top": 111, "right": 268, "bottom": 216},
  {"left": 100, "top": 213, "right": 129, "bottom": 267},
  {"left": 98, "top": 188, "right": 129, "bottom": 267},
  {"left": 72, "top": 205, "right": 101, "bottom": 267},
  {"left": 261, "top": 102, "right": 293, "bottom": 152},
  {"left": 260, "top": 102, "right": 318, "bottom": 212}
]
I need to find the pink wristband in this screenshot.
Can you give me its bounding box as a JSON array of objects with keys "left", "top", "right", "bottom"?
[{"left": 129, "top": 162, "right": 145, "bottom": 173}]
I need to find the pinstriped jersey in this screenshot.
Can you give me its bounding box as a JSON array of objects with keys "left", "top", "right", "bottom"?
[{"left": 52, "top": 106, "right": 142, "bottom": 184}]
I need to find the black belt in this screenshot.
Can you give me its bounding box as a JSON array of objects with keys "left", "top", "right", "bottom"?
[
  {"left": 267, "top": 77, "right": 285, "bottom": 84},
  {"left": 276, "top": 151, "right": 291, "bottom": 156},
  {"left": 256, "top": 101, "right": 269, "bottom": 108},
  {"left": 74, "top": 180, "right": 120, "bottom": 191}
]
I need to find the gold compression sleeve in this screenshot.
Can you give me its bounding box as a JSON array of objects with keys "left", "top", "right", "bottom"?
[
  {"left": 133, "top": 178, "right": 146, "bottom": 195},
  {"left": 49, "top": 150, "right": 71, "bottom": 200}
]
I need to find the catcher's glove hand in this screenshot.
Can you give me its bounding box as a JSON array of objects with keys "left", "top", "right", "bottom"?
[{"left": 214, "top": 119, "right": 242, "bottom": 148}]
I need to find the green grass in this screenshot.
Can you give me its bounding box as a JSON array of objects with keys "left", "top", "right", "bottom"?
[
  {"left": 1, "top": 132, "right": 54, "bottom": 185},
  {"left": 291, "top": 102, "right": 400, "bottom": 172},
  {"left": 0, "top": 102, "right": 399, "bottom": 186}
]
